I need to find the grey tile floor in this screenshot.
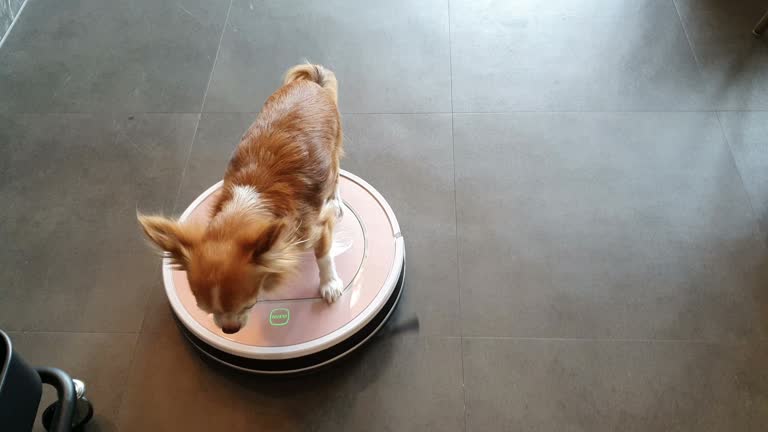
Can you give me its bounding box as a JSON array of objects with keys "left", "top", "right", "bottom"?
[{"left": 1, "top": 0, "right": 767, "bottom": 430}]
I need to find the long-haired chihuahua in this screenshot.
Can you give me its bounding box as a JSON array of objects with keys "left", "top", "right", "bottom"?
[{"left": 138, "top": 64, "right": 343, "bottom": 334}]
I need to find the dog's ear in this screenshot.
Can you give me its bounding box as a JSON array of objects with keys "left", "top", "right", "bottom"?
[
  {"left": 244, "top": 222, "right": 286, "bottom": 262},
  {"left": 243, "top": 222, "right": 300, "bottom": 274},
  {"left": 137, "top": 214, "right": 198, "bottom": 269}
]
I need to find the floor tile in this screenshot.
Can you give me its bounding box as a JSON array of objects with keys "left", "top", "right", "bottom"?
[
  {"left": 463, "top": 338, "right": 768, "bottom": 431},
  {"left": 450, "top": 0, "right": 707, "bottom": 111},
  {"left": 10, "top": 0, "right": 25, "bottom": 16},
  {"left": 718, "top": 111, "right": 768, "bottom": 242},
  {"left": 454, "top": 112, "right": 767, "bottom": 339},
  {"left": 1, "top": 1, "right": 13, "bottom": 39},
  {"left": 341, "top": 114, "right": 459, "bottom": 336},
  {"left": 0, "top": 113, "right": 197, "bottom": 332},
  {"left": 203, "top": 0, "right": 451, "bottom": 113},
  {"left": 8, "top": 331, "right": 137, "bottom": 432},
  {"left": 0, "top": 0, "right": 229, "bottom": 113},
  {"left": 675, "top": 0, "right": 768, "bottom": 109},
  {"left": 118, "top": 324, "right": 463, "bottom": 432}
]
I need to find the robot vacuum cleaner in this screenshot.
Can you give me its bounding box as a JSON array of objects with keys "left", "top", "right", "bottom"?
[{"left": 163, "top": 170, "right": 405, "bottom": 374}]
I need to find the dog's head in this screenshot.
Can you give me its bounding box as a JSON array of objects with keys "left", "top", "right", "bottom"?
[{"left": 138, "top": 214, "right": 300, "bottom": 334}]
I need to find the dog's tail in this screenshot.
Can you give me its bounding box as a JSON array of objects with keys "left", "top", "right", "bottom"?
[{"left": 283, "top": 63, "right": 338, "bottom": 104}]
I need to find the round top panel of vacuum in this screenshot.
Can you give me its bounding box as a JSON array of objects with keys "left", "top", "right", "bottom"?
[{"left": 163, "top": 171, "right": 402, "bottom": 358}]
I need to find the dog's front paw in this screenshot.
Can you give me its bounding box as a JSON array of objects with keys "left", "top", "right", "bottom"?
[{"left": 320, "top": 277, "right": 344, "bottom": 303}]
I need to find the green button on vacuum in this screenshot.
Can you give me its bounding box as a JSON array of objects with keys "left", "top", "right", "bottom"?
[{"left": 269, "top": 308, "right": 290, "bottom": 326}]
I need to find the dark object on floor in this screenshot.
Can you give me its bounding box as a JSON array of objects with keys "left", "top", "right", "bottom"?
[
  {"left": 380, "top": 316, "right": 420, "bottom": 338},
  {"left": 0, "top": 330, "right": 94, "bottom": 432},
  {"left": 754, "top": 10, "right": 768, "bottom": 36}
]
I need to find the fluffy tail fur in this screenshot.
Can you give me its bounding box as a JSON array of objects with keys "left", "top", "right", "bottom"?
[{"left": 284, "top": 63, "right": 338, "bottom": 104}]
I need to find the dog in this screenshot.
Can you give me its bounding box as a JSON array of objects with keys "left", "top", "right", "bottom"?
[{"left": 138, "top": 64, "right": 343, "bottom": 334}]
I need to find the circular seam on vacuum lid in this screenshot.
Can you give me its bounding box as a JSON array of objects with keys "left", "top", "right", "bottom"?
[{"left": 162, "top": 170, "right": 404, "bottom": 360}]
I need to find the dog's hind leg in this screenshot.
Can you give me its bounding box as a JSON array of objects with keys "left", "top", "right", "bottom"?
[{"left": 333, "top": 184, "right": 343, "bottom": 220}]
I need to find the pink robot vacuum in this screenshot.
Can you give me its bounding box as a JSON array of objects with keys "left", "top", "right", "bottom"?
[{"left": 162, "top": 170, "right": 405, "bottom": 374}]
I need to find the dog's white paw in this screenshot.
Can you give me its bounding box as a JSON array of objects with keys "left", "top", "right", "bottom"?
[{"left": 320, "top": 277, "right": 344, "bottom": 303}]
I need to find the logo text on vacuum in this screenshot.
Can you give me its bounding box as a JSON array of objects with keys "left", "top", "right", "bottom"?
[{"left": 269, "top": 308, "right": 290, "bottom": 326}]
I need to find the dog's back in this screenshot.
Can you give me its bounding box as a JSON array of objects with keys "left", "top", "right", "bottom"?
[{"left": 218, "top": 64, "right": 342, "bottom": 218}]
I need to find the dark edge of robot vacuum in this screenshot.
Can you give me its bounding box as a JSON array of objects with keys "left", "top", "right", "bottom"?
[{"left": 174, "top": 258, "right": 405, "bottom": 374}]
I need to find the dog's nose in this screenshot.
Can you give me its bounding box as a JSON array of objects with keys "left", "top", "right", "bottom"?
[{"left": 222, "top": 325, "right": 241, "bottom": 334}]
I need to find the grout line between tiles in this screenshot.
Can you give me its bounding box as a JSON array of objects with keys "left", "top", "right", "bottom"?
[
  {"left": 104, "top": 332, "right": 141, "bottom": 432},
  {"left": 171, "top": 113, "right": 201, "bottom": 213},
  {"left": 714, "top": 111, "right": 766, "bottom": 243},
  {"left": 355, "top": 109, "right": 768, "bottom": 114},
  {"left": 461, "top": 335, "right": 768, "bottom": 344},
  {"left": 117, "top": 300, "right": 151, "bottom": 417},
  {"left": 8, "top": 331, "right": 763, "bottom": 344},
  {"left": 7, "top": 109, "right": 768, "bottom": 116},
  {"left": 115, "top": 334, "right": 144, "bottom": 430},
  {"left": 171, "top": 0, "right": 234, "bottom": 213},
  {"left": 671, "top": 0, "right": 702, "bottom": 69},
  {"left": 447, "top": 0, "right": 454, "bottom": 115},
  {"left": 10, "top": 330, "right": 139, "bottom": 335},
  {"left": 199, "top": 0, "right": 234, "bottom": 115},
  {"left": 451, "top": 109, "right": 748, "bottom": 114},
  {"left": 446, "top": 1, "right": 467, "bottom": 430}
]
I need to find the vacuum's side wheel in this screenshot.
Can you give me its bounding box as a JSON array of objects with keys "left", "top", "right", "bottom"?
[{"left": 42, "top": 379, "right": 94, "bottom": 431}]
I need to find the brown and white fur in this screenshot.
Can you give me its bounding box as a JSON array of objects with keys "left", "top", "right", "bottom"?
[{"left": 138, "top": 64, "right": 343, "bottom": 334}]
